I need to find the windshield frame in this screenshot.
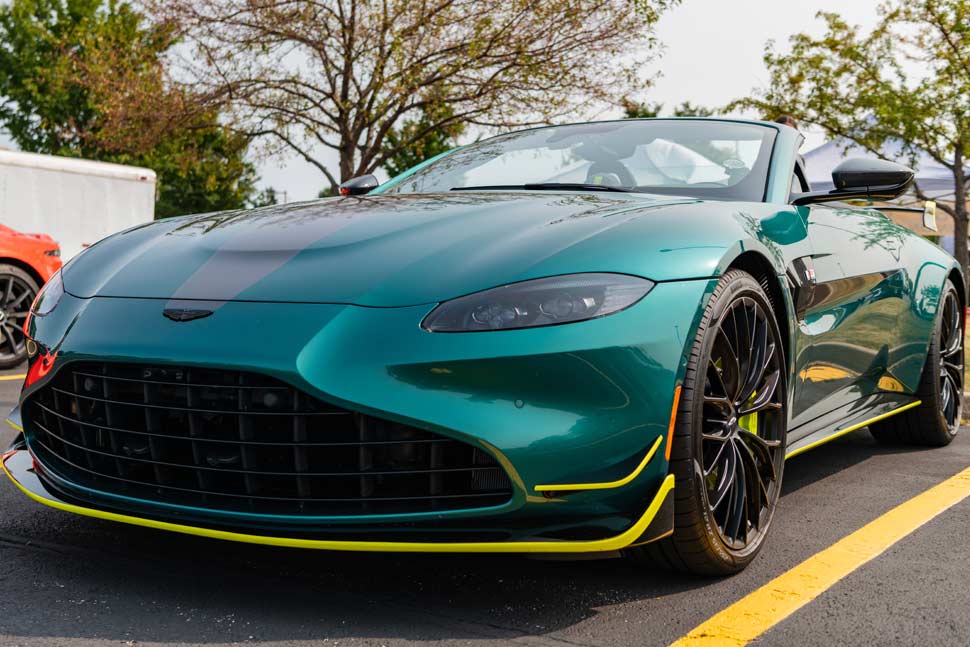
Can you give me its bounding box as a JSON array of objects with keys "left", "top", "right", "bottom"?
[{"left": 375, "top": 118, "right": 781, "bottom": 203}]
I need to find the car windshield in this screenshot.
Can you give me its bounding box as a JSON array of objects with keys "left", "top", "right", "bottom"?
[{"left": 381, "top": 120, "right": 777, "bottom": 202}]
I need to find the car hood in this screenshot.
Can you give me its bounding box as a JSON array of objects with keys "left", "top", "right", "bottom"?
[{"left": 64, "top": 192, "right": 766, "bottom": 306}]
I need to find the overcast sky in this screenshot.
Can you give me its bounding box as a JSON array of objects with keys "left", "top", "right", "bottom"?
[
  {"left": 257, "top": 0, "right": 882, "bottom": 202},
  {"left": 1, "top": 0, "right": 883, "bottom": 203}
]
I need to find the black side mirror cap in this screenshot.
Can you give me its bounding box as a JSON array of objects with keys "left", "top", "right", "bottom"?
[
  {"left": 792, "top": 157, "right": 914, "bottom": 206},
  {"left": 339, "top": 174, "right": 380, "bottom": 196}
]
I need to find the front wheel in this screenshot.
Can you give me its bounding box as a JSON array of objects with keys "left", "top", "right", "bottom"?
[{"left": 628, "top": 269, "right": 787, "bottom": 575}]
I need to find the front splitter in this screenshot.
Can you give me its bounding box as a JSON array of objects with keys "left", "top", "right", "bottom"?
[{"left": 1, "top": 449, "right": 675, "bottom": 554}]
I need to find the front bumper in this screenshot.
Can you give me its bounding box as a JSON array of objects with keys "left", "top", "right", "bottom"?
[
  {"left": 1, "top": 448, "right": 674, "bottom": 552},
  {"left": 8, "top": 277, "right": 714, "bottom": 550}
]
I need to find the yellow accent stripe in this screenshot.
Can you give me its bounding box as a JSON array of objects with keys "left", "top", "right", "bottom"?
[
  {"left": 665, "top": 386, "right": 682, "bottom": 461},
  {"left": 534, "top": 435, "right": 664, "bottom": 493},
  {"left": 0, "top": 452, "right": 674, "bottom": 553},
  {"left": 0, "top": 374, "right": 25, "bottom": 381},
  {"left": 4, "top": 418, "right": 22, "bottom": 432},
  {"left": 785, "top": 400, "right": 922, "bottom": 459},
  {"left": 669, "top": 467, "right": 970, "bottom": 646}
]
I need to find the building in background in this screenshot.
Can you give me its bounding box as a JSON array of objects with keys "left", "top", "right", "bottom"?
[{"left": 0, "top": 150, "right": 155, "bottom": 259}]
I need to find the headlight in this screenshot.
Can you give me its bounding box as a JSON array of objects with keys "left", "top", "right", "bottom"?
[
  {"left": 31, "top": 270, "right": 64, "bottom": 317},
  {"left": 422, "top": 273, "right": 654, "bottom": 332}
]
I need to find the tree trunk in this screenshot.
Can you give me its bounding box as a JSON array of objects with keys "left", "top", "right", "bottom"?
[{"left": 953, "top": 146, "right": 969, "bottom": 293}]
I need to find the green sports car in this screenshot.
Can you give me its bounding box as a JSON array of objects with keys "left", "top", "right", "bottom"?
[{"left": 4, "top": 118, "right": 964, "bottom": 574}]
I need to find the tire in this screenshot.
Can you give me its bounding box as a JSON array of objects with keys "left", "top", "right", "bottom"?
[
  {"left": 0, "top": 264, "right": 39, "bottom": 370},
  {"left": 628, "top": 269, "right": 788, "bottom": 575},
  {"left": 870, "top": 280, "right": 963, "bottom": 446}
]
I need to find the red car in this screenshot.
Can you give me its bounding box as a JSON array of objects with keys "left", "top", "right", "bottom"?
[{"left": 0, "top": 225, "right": 61, "bottom": 368}]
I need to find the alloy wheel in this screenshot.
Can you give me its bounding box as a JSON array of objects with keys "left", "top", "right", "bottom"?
[
  {"left": 701, "top": 296, "right": 785, "bottom": 551},
  {"left": 938, "top": 288, "right": 964, "bottom": 429},
  {"left": 0, "top": 273, "right": 35, "bottom": 362}
]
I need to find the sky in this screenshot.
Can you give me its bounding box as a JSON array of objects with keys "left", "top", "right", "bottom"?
[
  {"left": 257, "top": 0, "right": 883, "bottom": 203},
  {"left": 0, "top": 0, "right": 883, "bottom": 203}
]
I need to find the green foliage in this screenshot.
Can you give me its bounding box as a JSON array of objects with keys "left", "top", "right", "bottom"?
[
  {"left": 0, "top": 0, "right": 267, "bottom": 218},
  {"left": 249, "top": 186, "right": 278, "bottom": 208},
  {"left": 733, "top": 1, "right": 970, "bottom": 277},
  {"left": 142, "top": 123, "right": 262, "bottom": 218},
  {"left": 622, "top": 100, "right": 714, "bottom": 119},
  {"left": 671, "top": 101, "right": 714, "bottom": 118},
  {"left": 381, "top": 102, "right": 465, "bottom": 178},
  {"left": 623, "top": 101, "right": 663, "bottom": 119},
  {"left": 169, "top": 0, "right": 679, "bottom": 192}
]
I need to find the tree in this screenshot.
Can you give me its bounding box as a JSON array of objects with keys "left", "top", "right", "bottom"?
[
  {"left": 734, "top": 1, "right": 970, "bottom": 282},
  {"left": 250, "top": 186, "right": 279, "bottom": 208},
  {"left": 142, "top": 120, "right": 264, "bottom": 217},
  {"left": 381, "top": 100, "right": 465, "bottom": 179},
  {"left": 0, "top": 0, "right": 267, "bottom": 217},
  {"left": 671, "top": 101, "right": 714, "bottom": 118},
  {"left": 622, "top": 100, "right": 713, "bottom": 119},
  {"left": 157, "top": 0, "right": 679, "bottom": 194},
  {"left": 622, "top": 100, "right": 663, "bottom": 119}
]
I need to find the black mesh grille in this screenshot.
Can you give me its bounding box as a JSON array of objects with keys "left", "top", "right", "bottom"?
[{"left": 23, "top": 362, "right": 513, "bottom": 516}]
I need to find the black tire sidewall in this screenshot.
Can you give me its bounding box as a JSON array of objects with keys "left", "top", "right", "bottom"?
[
  {"left": 0, "top": 264, "right": 39, "bottom": 369},
  {"left": 928, "top": 281, "right": 963, "bottom": 439},
  {"left": 680, "top": 270, "right": 788, "bottom": 569}
]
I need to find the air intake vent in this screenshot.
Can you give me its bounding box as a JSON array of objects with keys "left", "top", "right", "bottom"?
[{"left": 24, "top": 362, "right": 513, "bottom": 516}]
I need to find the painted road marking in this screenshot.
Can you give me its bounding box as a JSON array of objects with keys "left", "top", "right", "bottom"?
[
  {"left": 670, "top": 467, "right": 970, "bottom": 646},
  {"left": 0, "top": 374, "right": 24, "bottom": 381}
]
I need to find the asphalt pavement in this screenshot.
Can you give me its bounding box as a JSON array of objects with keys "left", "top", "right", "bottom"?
[{"left": 2, "top": 366, "right": 970, "bottom": 646}]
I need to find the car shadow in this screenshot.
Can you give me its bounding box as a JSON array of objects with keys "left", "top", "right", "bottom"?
[
  {"left": 0, "top": 426, "right": 954, "bottom": 645},
  {"left": 781, "top": 427, "right": 939, "bottom": 494}
]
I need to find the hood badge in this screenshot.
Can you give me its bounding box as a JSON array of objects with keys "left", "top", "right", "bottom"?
[{"left": 163, "top": 308, "right": 213, "bottom": 322}]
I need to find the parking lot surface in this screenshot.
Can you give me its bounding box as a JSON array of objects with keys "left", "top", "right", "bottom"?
[{"left": 3, "top": 366, "right": 970, "bottom": 646}]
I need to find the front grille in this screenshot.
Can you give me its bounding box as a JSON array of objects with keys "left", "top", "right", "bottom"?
[{"left": 24, "top": 362, "right": 513, "bottom": 516}]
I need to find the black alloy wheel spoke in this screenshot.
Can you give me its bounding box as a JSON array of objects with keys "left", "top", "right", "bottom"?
[
  {"left": 738, "top": 429, "right": 779, "bottom": 483},
  {"left": 701, "top": 294, "right": 785, "bottom": 550},
  {"left": 709, "top": 443, "right": 737, "bottom": 510},
  {"left": 724, "top": 445, "right": 747, "bottom": 543},
  {"left": 8, "top": 290, "right": 31, "bottom": 310},
  {"left": 738, "top": 369, "right": 782, "bottom": 416},
  {"left": 737, "top": 439, "right": 766, "bottom": 529},
  {"left": 1, "top": 325, "right": 17, "bottom": 352},
  {"left": 712, "top": 327, "right": 742, "bottom": 401}
]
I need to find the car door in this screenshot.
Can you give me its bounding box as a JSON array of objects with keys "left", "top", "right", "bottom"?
[{"left": 788, "top": 203, "right": 910, "bottom": 428}]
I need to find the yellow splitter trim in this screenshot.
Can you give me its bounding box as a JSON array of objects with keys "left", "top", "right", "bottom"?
[
  {"left": 535, "top": 435, "right": 664, "bottom": 493},
  {"left": 0, "top": 451, "right": 675, "bottom": 554}
]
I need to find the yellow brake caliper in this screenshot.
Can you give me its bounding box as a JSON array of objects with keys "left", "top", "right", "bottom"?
[{"left": 737, "top": 390, "right": 758, "bottom": 435}]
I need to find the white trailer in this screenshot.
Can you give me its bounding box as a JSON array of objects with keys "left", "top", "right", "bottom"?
[{"left": 0, "top": 149, "right": 155, "bottom": 259}]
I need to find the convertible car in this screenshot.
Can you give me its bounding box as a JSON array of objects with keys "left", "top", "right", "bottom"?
[{"left": 3, "top": 118, "right": 963, "bottom": 574}]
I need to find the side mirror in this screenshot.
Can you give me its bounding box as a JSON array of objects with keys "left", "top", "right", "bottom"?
[
  {"left": 792, "top": 157, "right": 914, "bottom": 206},
  {"left": 338, "top": 174, "right": 379, "bottom": 196}
]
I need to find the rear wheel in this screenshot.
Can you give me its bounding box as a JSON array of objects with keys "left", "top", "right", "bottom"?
[
  {"left": 870, "top": 280, "right": 963, "bottom": 446},
  {"left": 0, "top": 264, "right": 37, "bottom": 369},
  {"left": 628, "top": 269, "right": 787, "bottom": 575}
]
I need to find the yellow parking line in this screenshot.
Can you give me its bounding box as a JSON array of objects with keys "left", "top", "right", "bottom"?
[
  {"left": 670, "top": 467, "right": 970, "bottom": 647},
  {"left": 0, "top": 374, "right": 24, "bottom": 381}
]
